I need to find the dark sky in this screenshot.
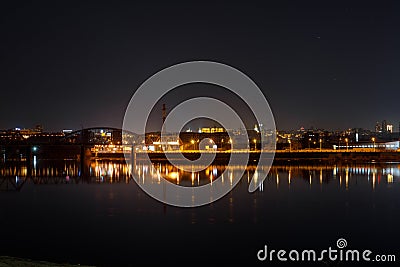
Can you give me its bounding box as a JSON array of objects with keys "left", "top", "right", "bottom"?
[{"left": 1, "top": 1, "right": 400, "bottom": 132}]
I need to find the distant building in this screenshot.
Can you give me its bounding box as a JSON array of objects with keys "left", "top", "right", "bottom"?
[
  {"left": 35, "top": 124, "right": 43, "bottom": 132},
  {"left": 334, "top": 141, "right": 399, "bottom": 151},
  {"left": 382, "top": 120, "right": 387, "bottom": 133},
  {"left": 62, "top": 129, "right": 73, "bottom": 135},
  {"left": 375, "top": 120, "right": 396, "bottom": 134},
  {"left": 375, "top": 121, "right": 382, "bottom": 133},
  {"left": 17, "top": 126, "right": 43, "bottom": 139},
  {"left": 199, "top": 127, "right": 225, "bottom": 133}
]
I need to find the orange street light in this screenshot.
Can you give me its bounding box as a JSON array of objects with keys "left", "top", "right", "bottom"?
[{"left": 372, "top": 137, "right": 376, "bottom": 152}]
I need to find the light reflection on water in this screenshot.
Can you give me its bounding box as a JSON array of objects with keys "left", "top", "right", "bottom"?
[
  {"left": 1, "top": 159, "right": 400, "bottom": 265},
  {"left": 0, "top": 159, "right": 398, "bottom": 191}
]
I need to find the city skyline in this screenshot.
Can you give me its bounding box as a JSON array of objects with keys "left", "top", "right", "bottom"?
[{"left": 2, "top": 117, "right": 400, "bottom": 133}]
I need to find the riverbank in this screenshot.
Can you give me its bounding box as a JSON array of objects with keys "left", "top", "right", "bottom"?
[
  {"left": 2, "top": 144, "right": 400, "bottom": 163},
  {"left": 137, "top": 150, "right": 400, "bottom": 163},
  {"left": 0, "top": 256, "right": 93, "bottom": 267}
]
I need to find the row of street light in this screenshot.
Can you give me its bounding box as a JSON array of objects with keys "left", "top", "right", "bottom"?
[
  {"left": 293, "top": 137, "right": 378, "bottom": 152},
  {"left": 187, "top": 137, "right": 379, "bottom": 152}
]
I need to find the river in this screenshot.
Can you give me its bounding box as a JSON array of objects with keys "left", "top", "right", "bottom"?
[{"left": 0, "top": 159, "right": 399, "bottom": 266}]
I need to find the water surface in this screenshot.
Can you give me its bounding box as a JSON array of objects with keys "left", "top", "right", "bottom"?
[{"left": 0, "top": 159, "right": 399, "bottom": 266}]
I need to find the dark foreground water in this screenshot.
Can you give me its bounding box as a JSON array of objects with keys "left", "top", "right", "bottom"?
[{"left": 0, "top": 159, "right": 399, "bottom": 266}]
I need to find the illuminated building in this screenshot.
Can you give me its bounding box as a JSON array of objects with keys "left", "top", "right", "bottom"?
[
  {"left": 386, "top": 124, "right": 393, "bottom": 133},
  {"left": 375, "top": 121, "right": 382, "bottom": 133},
  {"left": 199, "top": 127, "right": 225, "bottom": 133},
  {"left": 333, "top": 140, "right": 399, "bottom": 151}
]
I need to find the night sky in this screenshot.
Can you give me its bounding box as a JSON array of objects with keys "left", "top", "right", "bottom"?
[{"left": 1, "top": 1, "right": 400, "bottom": 132}]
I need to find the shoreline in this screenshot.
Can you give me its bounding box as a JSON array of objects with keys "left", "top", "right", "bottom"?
[
  {"left": 137, "top": 151, "right": 400, "bottom": 163},
  {"left": 1, "top": 144, "right": 400, "bottom": 163}
]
